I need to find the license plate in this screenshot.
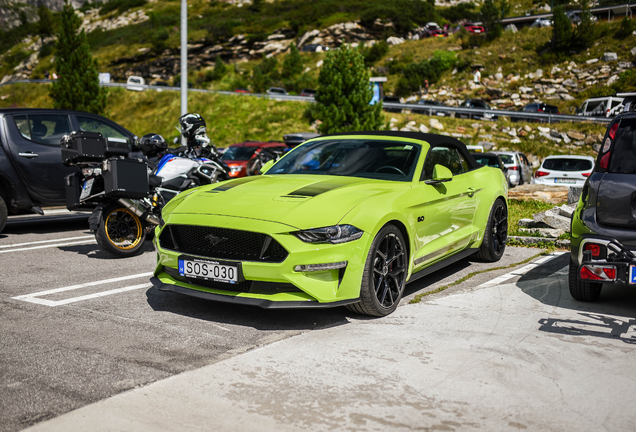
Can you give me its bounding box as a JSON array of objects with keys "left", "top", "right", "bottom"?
[
  {"left": 630, "top": 266, "right": 636, "bottom": 285},
  {"left": 473, "top": 29, "right": 481, "bottom": 33},
  {"left": 79, "top": 178, "right": 94, "bottom": 200},
  {"left": 179, "top": 258, "right": 238, "bottom": 283},
  {"left": 555, "top": 178, "right": 577, "bottom": 184}
]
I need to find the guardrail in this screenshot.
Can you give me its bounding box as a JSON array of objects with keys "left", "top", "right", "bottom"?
[{"left": 1, "top": 79, "right": 613, "bottom": 124}]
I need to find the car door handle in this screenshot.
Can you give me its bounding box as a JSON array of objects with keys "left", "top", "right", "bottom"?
[{"left": 18, "top": 152, "right": 39, "bottom": 158}]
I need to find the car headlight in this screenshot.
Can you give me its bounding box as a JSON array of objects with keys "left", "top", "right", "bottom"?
[
  {"left": 230, "top": 166, "right": 242, "bottom": 173},
  {"left": 294, "top": 225, "right": 363, "bottom": 244}
]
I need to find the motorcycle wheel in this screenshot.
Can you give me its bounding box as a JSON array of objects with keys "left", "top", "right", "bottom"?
[
  {"left": 95, "top": 205, "right": 146, "bottom": 258},
  {"left": 246, "top": 158, "right": 262, "bottom": 176}
]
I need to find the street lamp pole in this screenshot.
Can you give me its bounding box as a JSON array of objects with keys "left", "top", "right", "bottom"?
[{"left": 180, "top": 0, "right": 187, "bottom": 116}]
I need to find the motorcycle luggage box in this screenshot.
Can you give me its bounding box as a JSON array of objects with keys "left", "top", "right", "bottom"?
[
  {"left": 61, "top": 131, "right": 107, "bottom": 164},
  {"left": 103, "top": 157, "right": 149, "bottom": 199},
  {"left": 64, "top": 172, "right": 83, "bottom": 210}
]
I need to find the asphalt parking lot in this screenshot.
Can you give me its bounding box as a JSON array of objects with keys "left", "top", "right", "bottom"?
[{"left": 2, "top": 215, "right": 636, "bottom": 431}]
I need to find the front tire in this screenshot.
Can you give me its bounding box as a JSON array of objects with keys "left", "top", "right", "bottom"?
[
  {"left": 95, "top": 206, "right": 146, "bottom": 258},
  {"left": 474, "top": 198, "right": 507, "bottom": 262},
  {"left": 346, "top": 225, "right": 407, "bottom": 317},
  {"left": 568, "top": 260, "right": 602, "bottom": 301}
]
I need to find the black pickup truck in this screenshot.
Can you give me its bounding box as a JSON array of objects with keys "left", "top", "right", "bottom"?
[{"left": 0, "top": 108, "right": 136, "bottom": 233}]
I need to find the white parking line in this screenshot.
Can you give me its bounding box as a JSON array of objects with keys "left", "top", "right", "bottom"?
[
  {"left": 478, "top": 252, "right": 567, "bottom": 288},
  {"left": 0, "top": 235, "right": 94, "bottom": 249},
  {"left": 0, "top": 238, "right": 96, "bottom": 254},
  {"left": 12, "top": 272, "right": 153, "bottom": 306}
]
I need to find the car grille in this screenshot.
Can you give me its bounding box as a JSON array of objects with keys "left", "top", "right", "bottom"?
[
  {"left": 159, "top": 225, "right": 288, "bottom": 263},
  {"left": 163, "top": 266, "right": 300, "bottom": 294}
]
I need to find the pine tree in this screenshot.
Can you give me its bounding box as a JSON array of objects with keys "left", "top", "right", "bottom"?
[
  {"left": 576, "top": 0, "right": 596, "bottom": 49},
  {"left": 551, "top": 5, "right": 573, "bottom": 51},
  {"left": 38, "top": 5, "right": 54, "bottom": 37},
  {"left": 213, "top": 56, "right": 227, "bottom": 80},
  {"left": 481, "top": 0, "right": 502, "bottom": 41},
  {"left": 282, "top": 43, "right": 302, "bottom": 78},
  {"left": 49, "top": 3, "right": 106, "bottom": 114},
  {"left": 314, "top": 45, "right": 383, "bottom": 134}
]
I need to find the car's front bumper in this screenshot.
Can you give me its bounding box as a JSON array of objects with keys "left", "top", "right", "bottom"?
[{"left": 153, "top": 214, "right": 370, "bottom": 306}]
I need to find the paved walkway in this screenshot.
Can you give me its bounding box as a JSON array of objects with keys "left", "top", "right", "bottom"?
[{"left": 25, "top": 257, "right": 636, "bottom": 431}]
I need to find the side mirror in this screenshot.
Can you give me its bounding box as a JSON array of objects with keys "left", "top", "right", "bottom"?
[
  {"left": 260, "top": 159, "right": 275, "bottom": 174},
  {"left": 425, "top": 164, "right": 453, "bottom": 184}
]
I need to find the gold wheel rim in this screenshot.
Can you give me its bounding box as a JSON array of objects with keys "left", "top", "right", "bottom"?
[{"left": 104, "top": 208, "right": 142, "bottom": 250}]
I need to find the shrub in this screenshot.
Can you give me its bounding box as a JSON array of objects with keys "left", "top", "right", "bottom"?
[
  {"left": 551, "top": 5, "right": 574, "bottom": 51},
  {"left": 282, "top": 43, "right": 303, "bottom": 78},
  {"left": 614, "top": 17, "right": 635, "bottom": 39},
  {"left": 394, "top": 51, "right": 457, "bottom": 97},
  {"left": 151, "top": 27, "right": 169, "bottom": 53},
  {"left": 361, "top": 40, "right": 389, "bottom": 66},
  {"left": 481, "top": 0, "right": 502, "bottom": 41},
  {"left": 314, "top": 45, "right": 383, "bottom": 134},
  {"left": 440, "top": 2, "right": 479, "bottom": 23},
  {"left": 37, "top": 5, "right": 55, "bottom": 37}
]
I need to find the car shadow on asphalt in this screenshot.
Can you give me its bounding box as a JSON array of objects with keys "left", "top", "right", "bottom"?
[
  {"left": 2, "top": 219, "right": 90, "bottom": 236},
  {"left": 516, "top": 253, "right": 636, "bottom": 343},
  {"left": 58, "top": 241, "right": 156, "bottom": 259},
  {"left": 403, "top": 257, "right": 473, "bottom": 297},
  {"left": 145, "top": 287, "right": 353, "bottom": 331}
]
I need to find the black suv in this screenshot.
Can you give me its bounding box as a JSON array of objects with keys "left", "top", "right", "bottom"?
[
  {"left": 511, "top": 102, "right": 560, "bottom": 123},
  {"left": 0, "top": 108, "right": 136, "bottom": 232},
  {"left": 569, "top": 93, "right": 636, "bottom": 301}
]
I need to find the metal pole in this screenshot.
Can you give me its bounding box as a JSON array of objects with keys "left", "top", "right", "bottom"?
[{"left": 180, "top": 0, "right": 187, "bottom": 116}]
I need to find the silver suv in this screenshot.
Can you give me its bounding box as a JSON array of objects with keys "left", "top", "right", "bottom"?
[{"left": 492, "top": 151, "right": 534, "bottom": 187}]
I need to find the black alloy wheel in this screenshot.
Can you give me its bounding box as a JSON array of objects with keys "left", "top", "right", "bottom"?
[
  {"left": 347, "top": 225, "right": 407, "bottom": 316},
  {"left": 474, "top": 198, "right": 507, "bottom": 262}
]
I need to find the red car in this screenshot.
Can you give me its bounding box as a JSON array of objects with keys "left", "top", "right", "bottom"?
[
  {"left": 221, "top": 141, "right": 287, "bottom": 178},
  {"left": 461, "top": 22, "right": 485, "bottom": 34}
]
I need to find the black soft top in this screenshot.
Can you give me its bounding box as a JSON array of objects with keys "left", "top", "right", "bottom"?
[{"left": 320, "top": 130, "right": 481, "bottom": 170}]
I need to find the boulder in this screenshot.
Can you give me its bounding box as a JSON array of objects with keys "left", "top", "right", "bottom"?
[
  {"left": 419, "top": 124, "right": 429, "bottom": 133},
  {"left": 593, "top": 143, "right": 601, "bottom": 152},
  {"left": 538, "top": 126, "right": 550, "bottom": 133},
  {"left": 568, "top": 187, "right": 583, "bottom": 205},
  {"left": 603, "top": 52, "right": 617, "bottom": 62},
  {"left": 562, "top": 78, "right": 577, "bottom": 88},
  {"left": 586, "top": 58, "right": 599, "bottom": 65},
  {"left": 631, "top": 47, "right": 636, "bottom": 57},
  {"left": 504, "top": 24, "right": 518, "bottom": 33},
  {"left": 585, "top": 133, "right": 603, "bottom": 144},
  {"left": 555, "top": 204, "right": 576, "bottom": 218},
  {"left": 567, "top": 131, "right": 585, "bottom": 141},
  {"left": 560, "top": 133, "right": 571, "bottom": 144},
  {"left": 508, "top": 184, "right": 569, "bottom": 204},
  {"left": 386, "top": 36, "right": 405, "bottom": 45},
  {"left": 429, "top": 119, "right": 444, "bottom": 130},
  {"left": 533, "top": 210, "right": 571, "bottom": 231},
  {"left": 518, "top": 218, "right": 550, "bottom": 228}
]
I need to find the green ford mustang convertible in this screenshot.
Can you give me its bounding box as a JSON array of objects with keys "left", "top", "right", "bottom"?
[{"left": 151, "top": 131, "right": 508, "bottom": 316}]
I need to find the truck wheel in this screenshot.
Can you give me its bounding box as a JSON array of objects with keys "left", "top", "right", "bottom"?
[
  {"left": 0, "top": 196, "right": 7, "bottom": 234},
  {"left": 568, "top": 261, "right": 602, "bottom": 301},
  {"left": 95, "top": 205, "right": 146, "bottom": 258}
]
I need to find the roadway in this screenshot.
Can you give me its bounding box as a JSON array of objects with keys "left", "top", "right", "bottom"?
[{"left": 2, "top": 215, "right": 636, "bottom": 431}]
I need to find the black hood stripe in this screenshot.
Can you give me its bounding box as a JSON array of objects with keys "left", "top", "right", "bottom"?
[
  {"left": 208, "top": 176, "right": 260, "bottom": 193},
  {"left": 287, "top": 181, "right": 348, "bottom": 197}
]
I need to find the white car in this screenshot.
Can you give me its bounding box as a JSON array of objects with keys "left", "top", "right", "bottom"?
[
  {"left": 534, "top": 155, "right": 595, "bottom": 187},
  {"left": 126, "top": 76, "right": 145, "bottom": 92}
]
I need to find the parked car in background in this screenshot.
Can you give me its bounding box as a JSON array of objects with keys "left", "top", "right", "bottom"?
[
  {"left": 126, "top": 76, "right": 145, "bottom": 91},
  {"left": 466, "top": 145, "right": 484, "bottom": 153},
  {"left": 568, "top": 111, "right": 636, "bottom": 302},
  {"left": 530, "top": 17, "right": 552, "bottom": 28},
  {"left": 471, "top": 152, "right": 509, "bottom": 182},
  {"left": 301, "top": 44, "right": 329, "bottom": 52},
  {"left": 267, "top": 87, "right": 288, "bottom": 96},
  {"left": 576, "top": 96, "right": 624, "bottom": 118},
  {"left": 414, "top": 99, "right": 448, "bottom": 116},
  {"left": 534, "top": 155, "right": 595, "bottom": 188},
  {"left": 459, "top": 22, "right": 485, "bottom": 34},
  {"left": 0, "top": 108, "right": 136, "bottom": 233},
  {"left": 566, "top": 11, "right": 597, "bottom": 24},
  {"left": 300, "top": 88, "right": 317, "bottom": 97},
  {"left": 511, "top": 102, "right": 560, "bottom": 122},
  {"left": 493, "top": 151, "right": 534, "bottom": 187},
  {"left": 422, "top": 22, "right": 447, "bottom": 37},
  {"left": 221, "top": 141, "right": 288, "bottom": 178},
  {"left": 383, "top": 96, "right": 402, "bottom": 113},
  {"left": 234, "top": 88, "right": 250, "bottom": 94},
  {"left": 458, "top": 99, "right": 498, "bottom": 120}
]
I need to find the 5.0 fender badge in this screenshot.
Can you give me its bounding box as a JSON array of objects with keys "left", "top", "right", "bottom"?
[{"left": 417, "top": 216, "right": 425, "bottom": 222}]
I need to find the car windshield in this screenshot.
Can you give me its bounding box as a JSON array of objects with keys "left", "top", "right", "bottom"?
[
  {"left": 498, "top": 154, "right": 514, "bottom": 164},
  {"left": 609, "top": 118, "right": 636, "bottom": 174},
  {"left": 268, "top": 139, "right": 421, "bottom": 182},
  {"left": 222, "top": 146, "right": 257, "bottom": 161},
  {"left": 543, "top": 158, "right": 592, "bottom": 171},
  {"left": 473, "top": 155, "right": 501, "bottom": 167}
]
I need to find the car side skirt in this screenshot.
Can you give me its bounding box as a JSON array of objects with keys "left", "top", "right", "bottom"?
[
  {"left": 150, "top": 277, "right": 360, "bottom": 309},
  {"left": 407, "top": 248, "right": 478, "bottom": 283}
]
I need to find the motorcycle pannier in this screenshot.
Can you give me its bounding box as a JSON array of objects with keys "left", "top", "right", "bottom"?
[
  {"left": 64, "top": 172, "right": 83, "bottom": 210},
  {"left": 103, "top": 157, "right": 149, "bottom": 199}
]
